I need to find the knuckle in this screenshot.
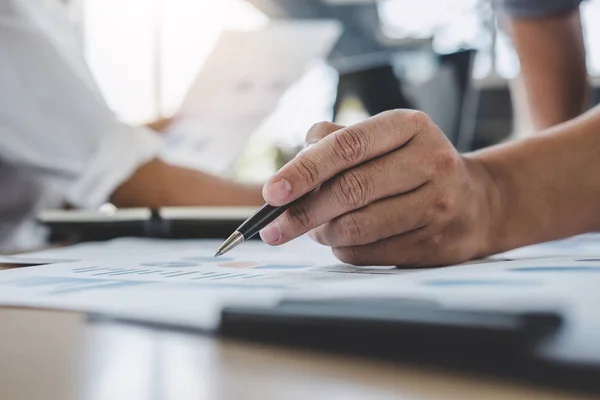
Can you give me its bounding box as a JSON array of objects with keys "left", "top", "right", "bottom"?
[
  {"left": 332, "top": 126, "right": 370, "bottom": 164},
  {"left": 407, "top": 110, "right": 432, "bottom": 132},
  {"left": 432, "top": 150, "right": 460, "bottom": 173},
  {"left": 336, "top": 169, "right": 372, "bottom": 209},
  {"left": 426, "top": 233, "right": 445, "bottom": 247},
  {"left": 336, "top": 213, "right": 364, "bottom": 243},
  {"left": 293, "top": 156, "right": 320, "bottom": 187},
  {"left": 433, "top": 192, "right": 454, "bottom": 215},
  {"left": 333, "top": 246, "right": 365, "bottom": 266},
  {"left": 286, "top": 204, "right": 315, "bottom": 231}
]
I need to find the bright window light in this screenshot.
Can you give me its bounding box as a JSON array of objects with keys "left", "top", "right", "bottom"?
[{"left": 83, "top": 0, "right": 268, "bottom": 124}]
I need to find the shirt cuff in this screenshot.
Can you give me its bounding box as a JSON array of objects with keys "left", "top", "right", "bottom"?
[
  {"left": 65, "top": 124, "right": 163, "bottom": 209},
  {"left": 495, "top": 0, "right": 583, "bottom": 19}
]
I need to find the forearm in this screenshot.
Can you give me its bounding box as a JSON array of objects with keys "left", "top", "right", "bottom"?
[
  {"left": 471, "top": 106, "right": 600, "bottom": 254},
  {"left": 111, "top": 159, "right": 264, "bottom": 208},
  {"left": 507, "top": 10, "right": 588, "bottom": 129}
]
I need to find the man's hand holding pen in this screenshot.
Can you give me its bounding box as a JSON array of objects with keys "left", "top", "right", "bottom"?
[{"left": 259, "top": 110, "right": 503, "bottom": 268}]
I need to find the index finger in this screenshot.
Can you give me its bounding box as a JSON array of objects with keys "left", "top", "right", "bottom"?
[{"left": 262, "top": 110, "right": 427, "bottom": 206}]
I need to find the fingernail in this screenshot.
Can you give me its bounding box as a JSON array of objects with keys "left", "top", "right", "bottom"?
[
  {"left": 263, "top": 179, "right": 292, "bottom": 204},
  {"left": 260, "top": 220, "right": 282, "bottom": 244}
]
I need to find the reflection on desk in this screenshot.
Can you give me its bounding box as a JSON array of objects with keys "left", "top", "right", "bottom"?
[{"left": 0, "top": 308, "right": 596, "bottom": 400}]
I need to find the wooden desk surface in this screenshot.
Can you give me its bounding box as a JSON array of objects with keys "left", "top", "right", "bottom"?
[{"left": 0, "top": 308, "right": 597, "bottom": 400}]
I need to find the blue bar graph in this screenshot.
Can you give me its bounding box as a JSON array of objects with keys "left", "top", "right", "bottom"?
[
  {"left": 510, "top": 266, "right": 600, "bottom": 273},
  {"left": 3, "top": 276, "right": 149, "bottom": 296},
  {"left": 421, "top": 279, "right": 541, "bottom": 287},
  {"left": 139, "top": 262, "right": 198, "bottom": 268}
]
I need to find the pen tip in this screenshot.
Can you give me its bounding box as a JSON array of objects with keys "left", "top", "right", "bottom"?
[{"left": 214, "top": 231, "right": 245, "bottom": 258}]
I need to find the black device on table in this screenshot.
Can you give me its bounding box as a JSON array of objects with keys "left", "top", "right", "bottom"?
[{"left": 38, "top": 207, "right": 259, "bottom": 243}]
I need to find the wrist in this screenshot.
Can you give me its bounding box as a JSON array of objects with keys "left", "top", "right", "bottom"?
[{"left": 462, "top": 153, "right": 510, "bottom": 257}]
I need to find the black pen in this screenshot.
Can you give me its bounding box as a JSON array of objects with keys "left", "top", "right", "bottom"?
[{"left": 214, "top": 201, "right": 297, "bottom": 257}]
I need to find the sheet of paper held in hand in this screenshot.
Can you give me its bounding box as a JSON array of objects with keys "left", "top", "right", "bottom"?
[{"left": 161, "top": 20, "right": 343, "bottom": 174}]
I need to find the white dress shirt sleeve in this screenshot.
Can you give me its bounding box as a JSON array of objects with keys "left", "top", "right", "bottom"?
[{"left": 0, "top": 0, "right": 163, "bottom": 209}]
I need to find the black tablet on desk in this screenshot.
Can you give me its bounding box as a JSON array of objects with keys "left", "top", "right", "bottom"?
[
  {"left": 39, "top": 206, "right": 257, "bottom": 242},
  {"left": 159, "top": 207, "right": 257, "bottom": 239}
]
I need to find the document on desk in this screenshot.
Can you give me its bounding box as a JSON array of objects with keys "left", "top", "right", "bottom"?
[
  {"left": 288, "top": 254, "right": 600, "bottom": 368},
  {"left": 161, "top": 20, "right": 343, "bottom": 174},
  {"left": 4, "top": 234, "right": 600, "bottom": 369},
  {"left": 0, "top": 238, "right": 408, "bottom": 331},
  {"left": 491, "top": 232, "right": 600, "bottom": 259}
]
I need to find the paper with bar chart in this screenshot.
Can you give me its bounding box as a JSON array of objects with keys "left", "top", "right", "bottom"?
[{"left": 0, "top": 238, "right": 407, "bottom": 330}]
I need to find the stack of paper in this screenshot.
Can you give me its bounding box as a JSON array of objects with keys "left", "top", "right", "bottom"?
[
  {"left": 0, "top": 237, "right": 409, "bottom": 330},
  {"left": 2, "top": 234, "right": 600, "bottom": 368}
]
